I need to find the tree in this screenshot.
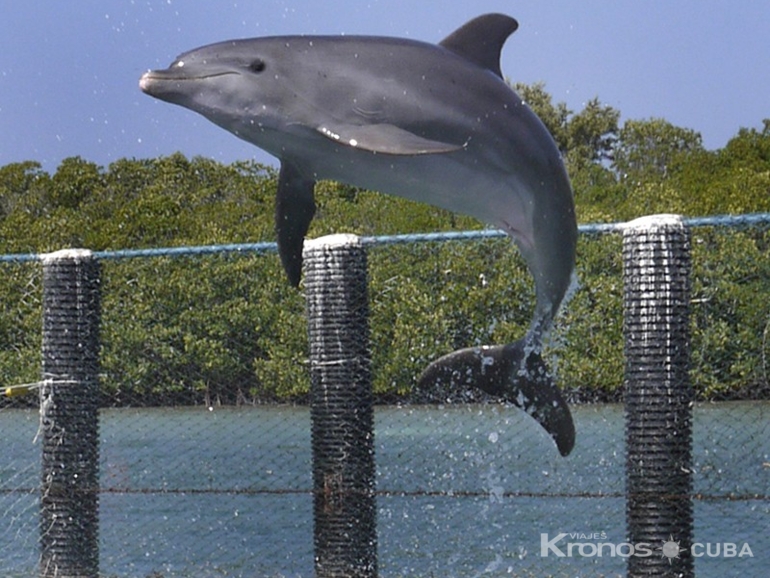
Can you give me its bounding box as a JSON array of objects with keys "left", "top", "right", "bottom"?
[
  {"left": 510, "top": 82, "right": 620, "bottom": 169},
  {"left": 0, "top": 161, "right": 49, "bottom": 220},
  {"left": 613, "top": 118, "right": 703, "bottom": 184},
  {"left": 49, "top": 156, "right": 103, "bottom": 209},
  {"left": 511, "top": 81, "right": 570, "bottom": 154},
  {"left": 565, "top": 97, "right": 620, "bottom": 169},
  {"left": 719, "top": 120, "right": 770, "bottom": 171}
]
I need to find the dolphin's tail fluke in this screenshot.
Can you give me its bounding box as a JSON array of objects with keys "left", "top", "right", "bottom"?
[{"left": 417, "top": 338, "right": 575, "bottom": 456}]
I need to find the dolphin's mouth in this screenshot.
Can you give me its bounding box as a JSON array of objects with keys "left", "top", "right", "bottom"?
[{"left": 139, "top": 70, "right": 238, "bottom": 94}]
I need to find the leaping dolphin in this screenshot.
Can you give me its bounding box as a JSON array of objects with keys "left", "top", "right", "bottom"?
[{"left": 140, "top": 14, "right": 577, "bottom": 456}]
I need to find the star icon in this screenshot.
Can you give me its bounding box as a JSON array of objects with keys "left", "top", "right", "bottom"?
[{"left": 659, "top": 536, "right": 685, "bottom": 564}]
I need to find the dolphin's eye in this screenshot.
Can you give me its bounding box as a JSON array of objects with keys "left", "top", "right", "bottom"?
[{"left": 248, "top": 59, "right": 266, "bottom": 73}]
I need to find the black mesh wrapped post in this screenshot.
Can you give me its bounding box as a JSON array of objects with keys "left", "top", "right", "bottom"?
[
  {"left": 622, "top": 215, "right": 693, "bottom": 578},
  {"left": 303, "top": 234, "right": 377, "bottom": 578},
  {"left": 39, "top": 249, "right": 101, "bottom": 578}
]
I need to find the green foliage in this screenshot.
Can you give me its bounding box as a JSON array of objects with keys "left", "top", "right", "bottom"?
[
  {"left": 1, "top": 84, "right": 769, "bottom": 404},
  {"left": 613, "top": 118, "right": 703, "bottom": 185},
  {"left": 512, "top": 81, "right": 571, "bottom": 153},
  {"left": 511, "top": 81, "right": 620, "bottom": 170},
  {"left": 551, "top": 235, "right": 625, "bottom": 400},
  {"left": 368, "top": 240, "right": 533, "bottom": 397},
  {"left": 690, "top": 229, "right": 770, "bottom": 398},
  {"left": 0, "top": 263, "right": 41, "bottom": 394},
  {"left": 98, "top": 256, "right": 304, "bottom": 405}
]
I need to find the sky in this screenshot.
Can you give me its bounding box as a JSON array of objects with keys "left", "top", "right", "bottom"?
[{"left": 1, "top": 0, "right": 768, "bottom": 173}]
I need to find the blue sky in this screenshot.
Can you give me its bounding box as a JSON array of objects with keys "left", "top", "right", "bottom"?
[{"left": 1, "top": 1, "right": 767, "bottom": 172}]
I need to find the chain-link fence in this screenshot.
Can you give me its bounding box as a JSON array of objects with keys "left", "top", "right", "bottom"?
[{"left": 1, "top": 214, "right": 768, "bottom": 577}]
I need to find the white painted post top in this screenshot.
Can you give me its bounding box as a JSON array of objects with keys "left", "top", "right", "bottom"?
[
  {"left": 622, "top": 214, "right": 684, "bottom": 231},
  {"left": 303, "top": 234, "right": 362, "bottom": 250},
  {"left": 40, "top": 248, "right": 94, "bottom": 262}
]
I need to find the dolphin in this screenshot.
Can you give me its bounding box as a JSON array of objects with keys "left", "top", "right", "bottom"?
[{"left": 140, "top": 13, "right": 577, "bottom": 456}]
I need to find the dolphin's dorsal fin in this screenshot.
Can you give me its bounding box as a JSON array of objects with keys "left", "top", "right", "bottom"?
[{"left": 439, "top": 14, "right": 518, "bottom": 79}]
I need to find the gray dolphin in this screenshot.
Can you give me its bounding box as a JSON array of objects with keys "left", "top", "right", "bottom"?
[{"left": 140, "top": 13, "right": 577, "bottom": 456}]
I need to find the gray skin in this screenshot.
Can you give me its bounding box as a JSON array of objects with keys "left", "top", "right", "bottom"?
[{"left": 140, "top": 14, "right": 577, "bottom": 455}]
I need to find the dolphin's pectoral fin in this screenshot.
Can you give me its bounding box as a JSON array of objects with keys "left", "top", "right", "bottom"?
[
  {"left": 275, "top": 162, "right": 316, "bottom": 286},
  {"left": 316, "top": 124, "right": 463, "bottom": 155},
  {"left": 417, "top": 339, "right": 575, "bottom": 456}
]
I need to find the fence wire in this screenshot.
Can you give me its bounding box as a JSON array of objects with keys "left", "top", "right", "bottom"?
[{"left": 1, "top": 217, "right": 768, "bottom": 577}]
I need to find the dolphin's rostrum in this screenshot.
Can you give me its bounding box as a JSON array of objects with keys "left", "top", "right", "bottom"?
[{"left": 140, "top": 14, "right": 577, "bottom": 456}]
